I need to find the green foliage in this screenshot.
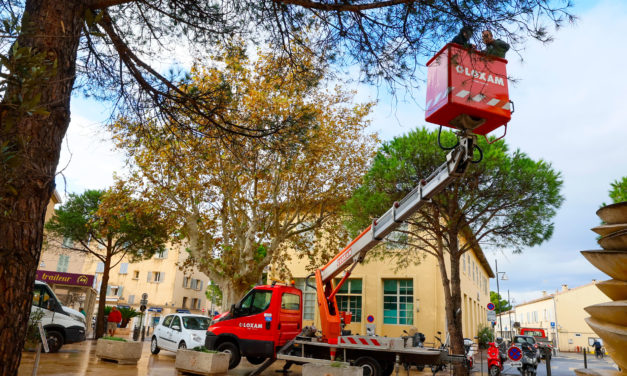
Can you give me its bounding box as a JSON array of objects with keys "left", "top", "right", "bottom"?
[
  {"left": 118, "top": 307, "right": 140, "bottom": 328},
  {"left": 102, "top": 336, "right": 127, "bottom": 342},
  {"left": 490, "top": 291, "right": 512, "bottom": 314},
  {"left": 477, "top": 325, "right": 494, "bottom": 349},
  {"left": 23, "top": 309, "right": 45, "bottom": 349},
  {"left": 104, "top": 306, "right": 113, "bottom": 316},
  {"left": 609, "top": 177, "right": 627, "bottom": 204},
  {"left": 206, "top": 283, "right": 223, "bottom": 307},
  {"left": 330, "top": 361, "right": 347, "bottom": 368},
  {"left": 344, "top": 127, "right": 564, "bottom": 263}
]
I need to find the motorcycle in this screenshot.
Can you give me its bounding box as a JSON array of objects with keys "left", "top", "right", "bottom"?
[
  {"left": 517, "top": 342, "right": 538, "bottom": 376},
  {"left": 487, "top": 341, "right": 504, "bottom": 376},
  {"left": 463, "top": 338, "right": 474, "bottom": 369},
  {"left": 430, "top": 331, "right": 449, "bottom": 375},
  {"left": 401, "top": 329, "right": 427, "bottom": 372}
]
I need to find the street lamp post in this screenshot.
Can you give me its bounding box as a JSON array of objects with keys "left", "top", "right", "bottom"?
[
  {"left": 508, "top": 290, "right": 514, "bottom": 340},
  {"left": 495, "top": 259, "right": 508, "bottom": 339}
]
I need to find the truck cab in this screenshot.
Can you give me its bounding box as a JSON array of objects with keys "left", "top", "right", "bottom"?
[
  {"left": 32, "top": 281, "right": 87, "bottom": 352},
  {"left": 205, "top": 284, "right": 302, "bottom": 369}
]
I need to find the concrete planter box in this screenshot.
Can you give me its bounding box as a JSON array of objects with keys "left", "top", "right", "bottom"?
[
  {"left": 303, "top": 363, "right": 363, "bottom": 376},
  {"left": 174, "top": 349, "right": 230, "bottom": 375},
  {"left": 95, "top": 339, "right": 143, "bottom": 365}
]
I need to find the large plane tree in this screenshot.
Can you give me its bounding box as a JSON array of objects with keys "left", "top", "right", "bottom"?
[
  {"left": 344, "top": 128, "right": 564, "bottom": 375},
  {"left": 1, "top": 0, "right": 573, "bottom": 373}
]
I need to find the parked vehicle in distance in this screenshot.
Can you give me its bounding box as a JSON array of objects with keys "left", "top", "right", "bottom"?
[
  {"left": 512, "top": 335, "right": 541, "bottom": 363},
  {"left": 519, "top": 328, "right": 553, "bottom": 360},
  {"left": 32, "top": 281, "right": 86, "bottom": 352},
  {"left": 151, "top": 313, "right": 211, "bottom": 354}
]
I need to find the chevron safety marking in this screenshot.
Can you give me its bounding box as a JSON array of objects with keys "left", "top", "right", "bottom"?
[
  {"left": 427, "top": 87, "right": 510, "bottom": 112},
  {"left": 339, "top": 336, "right": 383, "bottom": 347}
]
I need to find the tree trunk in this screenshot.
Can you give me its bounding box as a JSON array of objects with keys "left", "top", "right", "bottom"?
[
  {"left": 446, "top": 232, "right": 469, "bottom": 376},
  {"left": 0, "top": 1, "right": 84, "bottom": 375},
  {"left": 95, "top": 253, "right": 112, "bottom": 338},
  {"left": 218, "top": 280, "right": 250, "bottom": 312}
]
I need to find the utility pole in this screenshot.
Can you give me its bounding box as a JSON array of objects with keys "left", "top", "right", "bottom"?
[{"left": 495, "top": 259, "right": 504, "bottom": 338}]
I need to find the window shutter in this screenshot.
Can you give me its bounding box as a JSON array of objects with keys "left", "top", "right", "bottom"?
[
  {"left": 163, "top": 249, "right": 168, "bottom": 259},
  {"left": 198, "top": 281, "right": 203, "bottom": 291},
  {"left": 96, "top": 262, "right": 104, "bottom": 273},
  {"left": 159, "top": 272, "right": 165, "bottom": 283},
  {"left": 147, "top": 271, "right": 152, "bottom": 282},
  {"left": 128, "top": 295, "right": 135, "bottom": 304},
  {"left": 106, "top": 286, "right": 112, "bottom": 296},
  {"left": 118, "top": 286, "right": 124, "bottom": 297},
  {"left": 119, "top": 263, "right": 128, "bottom": 274},
  {"left": 57, "top": 255, "right": 64, "bottom": 272}
]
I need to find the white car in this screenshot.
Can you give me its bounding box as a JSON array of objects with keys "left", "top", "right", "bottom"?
[{"left": 150, "top": 313, "right": 210, "bottom": 353}]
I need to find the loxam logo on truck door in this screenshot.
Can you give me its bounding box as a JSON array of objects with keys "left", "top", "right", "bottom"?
[{"left": 239, "top": 322, "right": 262, "bottom": 329}]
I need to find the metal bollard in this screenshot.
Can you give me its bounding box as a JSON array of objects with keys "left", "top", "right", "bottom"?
[
  {"left": 545, "top": 350, "right": 551, "bottom": 376},
  {"left": 583, "top": 347, "right": 588, "bottom": 368}
]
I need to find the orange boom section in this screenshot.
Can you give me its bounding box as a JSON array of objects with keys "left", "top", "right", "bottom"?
[{"left": 425, "top": 43, "right": 511, "bottom": 136}]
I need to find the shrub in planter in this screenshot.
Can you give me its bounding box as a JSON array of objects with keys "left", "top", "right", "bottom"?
[
  {"left": 118, "top": 307, "right": 140, "bottom": 328},
  {"left": 96, "top": 337, "right": 143, "bottom": 365},
  {"left": 175, "top": 347, "right": 230, "bottom": 375}
]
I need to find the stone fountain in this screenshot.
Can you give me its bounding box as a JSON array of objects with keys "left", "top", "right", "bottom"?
[{"left": 576, "top": 201, "right": 627, "bottom": 376}]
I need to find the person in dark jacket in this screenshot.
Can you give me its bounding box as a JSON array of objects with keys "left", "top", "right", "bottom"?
[
  {"left": 451, "top": 26, "right": 475, "bottom": 48},
  {"left": 482, "top": 30, "right": 510, "bottom": 58}
]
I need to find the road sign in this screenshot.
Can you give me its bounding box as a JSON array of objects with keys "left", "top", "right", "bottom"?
[
  {"left": 508, "top": 346, "right": 523, "bottom": 362},
  {"left": 140, "top": 304, "right": 147, "bottom": 312},
  {"left": 487, "top": 302, "right": 495, "bottom": 311},
  {"left": 367, "top": 315, "right": 374, "bottom": 323},
  {"left": 551, "top": 322, "right": 555, "bottom": 328},
  {"left": 487, "top": 310, "right": 496, "bottom": 322},
  {"left": 38, "top": 322, "right": 49, "bottom": 353},
  {"left": 141, "top": 293, "right": 148, "bottom": 300}
]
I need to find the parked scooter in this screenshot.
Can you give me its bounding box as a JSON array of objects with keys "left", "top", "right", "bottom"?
[
  {"left": 517, "top": 342, "right": 538, "bottom": 376},
  {"left": 401, "top": 329, "right": 426, "bottom": 371},
  {"left": 430, "top": 332, "right": 449, "bottom": 375},
  {"left": 463, "top": 338, "right": 475, "bottom": 369},
  {"left": 487, "top": 341, "right": 504, "bottom": 376}
]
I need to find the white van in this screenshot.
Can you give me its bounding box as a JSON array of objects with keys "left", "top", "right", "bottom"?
[{"left": 31, "top": 280, "right": 86, "bottom": 352}]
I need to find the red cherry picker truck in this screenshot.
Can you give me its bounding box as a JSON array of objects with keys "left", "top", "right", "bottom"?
[{"left": 205, "top": 43, "right": 512, "bottom": 376}]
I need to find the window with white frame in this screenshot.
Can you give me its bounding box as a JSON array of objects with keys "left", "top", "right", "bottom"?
[
  {"left": 333, "top": 278, "right": 362, "bottom": 323},
  {"left": 383, "top": 279, "right": 413, "bottom": 325},
  {"left": 148, "top": 271, "right": 163, "bottom": 283},
  {"left": 295, "top": 278, "right": 316, "bottom": 320}
]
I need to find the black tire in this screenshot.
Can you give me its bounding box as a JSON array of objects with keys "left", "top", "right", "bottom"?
[
  {"left": 247, "top": 356, "right": 267, "bottom": 365},
  {"left": 354, "top": 356, "right": 382, "bottom": 376},
  {"left": 489, "top": 365, "right": 501, "bottom": 376},
  {"left": 45, "top": 331, "right": 63, "bottom": 353},
  {"left": 217, "top": 341, "right": 241, "bottom": 369},
  {"left": 150, "top": 336, "right": 160, "bottom": 354},
  {"left": 417, "top": 365, "right": 425, "bottom": 371},
  {"left": 382, "top": 361, "right": 395, "bottom": 376},
  {"left": 178, "top": 341, "right": 187, "bottom": 350}
]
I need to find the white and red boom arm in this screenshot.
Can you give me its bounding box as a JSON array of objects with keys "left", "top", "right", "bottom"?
[{"left": 312, "top": 134, "right": 477, "bottom": 342}]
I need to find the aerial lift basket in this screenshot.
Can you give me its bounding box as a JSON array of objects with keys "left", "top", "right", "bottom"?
[{"left": 425, "top": 43, "right": 511, "bottom": 137}]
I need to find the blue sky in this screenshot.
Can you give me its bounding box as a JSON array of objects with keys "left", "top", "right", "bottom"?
[{"left": 58, "top": 0, "right": 626, "bottom": 306}]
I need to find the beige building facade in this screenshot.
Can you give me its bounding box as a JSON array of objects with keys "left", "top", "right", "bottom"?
[
  {"left": 500, "top": 282, "right": 610, "bottom": 352},
  {"left": 278, "top": 244, "right": 494, "bottom": 344}
]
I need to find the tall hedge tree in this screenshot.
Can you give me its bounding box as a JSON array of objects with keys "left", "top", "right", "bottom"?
[
  {"left": 111, "top": 43, "right": 378, "bottom": 308},
  {"left": 344, "top": 128, "right": 564, "bottom": 374},
  {"left": 45, "top": 186, "right": 171, "bottom": 338},
  {"left": 0, "top": 0, "right": 572, "bottom": 373}
]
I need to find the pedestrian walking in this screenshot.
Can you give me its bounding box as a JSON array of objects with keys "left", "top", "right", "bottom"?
[{"left": 107, "top": 306, "right": 122, "bottom": 336}]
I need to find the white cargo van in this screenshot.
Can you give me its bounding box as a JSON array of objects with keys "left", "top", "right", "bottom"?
[{"left": 31, "top": 280, "right": 86, "bottom": 352}]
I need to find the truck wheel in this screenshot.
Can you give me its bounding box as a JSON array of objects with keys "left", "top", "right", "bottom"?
[
  {"left": 382, "top": 361, "right": 395, "bottom": 376},
  {"left": 217, "top": 341, "right": 241, "bottom": 369},
  {"left": 354, "top": 356, "right": 382, "bottom": 376},
  {"left": 45, "top": 331, "right": 63, "bottom": 353},
  {"left": 150, "top": 336, "right": 160, "bottom": 354},
  {"left": 247, "top": 356, "right": 267, "bottom": 365}
]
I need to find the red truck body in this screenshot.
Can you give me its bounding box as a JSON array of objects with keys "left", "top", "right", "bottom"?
[{"left": 206, "top": 284, "right": 302, "bottom": 363}]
